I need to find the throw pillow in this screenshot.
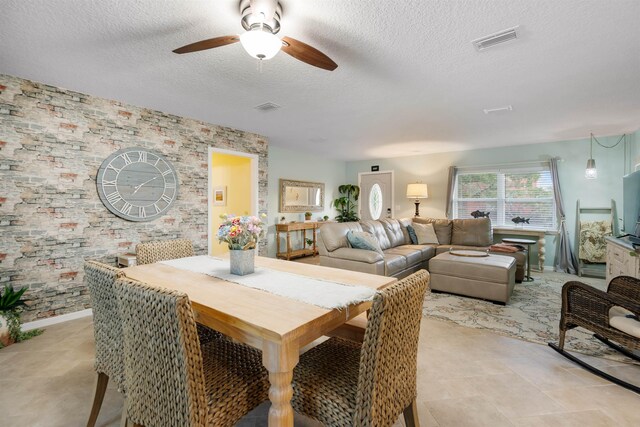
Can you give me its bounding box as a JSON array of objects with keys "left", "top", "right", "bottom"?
[
  {"left": 406, "top": 225, "right": 418, "bottom": 245},
  {"left": 346, "top": 230, "right": 384, "bottom": 255},
  {"left": 412, "top": 223, "right": 439, "bottom": 244}
]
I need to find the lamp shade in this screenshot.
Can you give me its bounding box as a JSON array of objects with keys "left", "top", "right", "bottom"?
[
  {"left": 240, "top": 28, "right": 282, "bottom": 60},
  {"left": 406, "top": 183, "right": 429, "bottom": 199}
]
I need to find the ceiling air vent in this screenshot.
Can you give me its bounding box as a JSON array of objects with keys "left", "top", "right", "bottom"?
[
  {"left": 472, "top": 26, "right": 519, "bottom": 51},
  {"left": 254, "top": 102, "right": 281, "bottom": 112}
]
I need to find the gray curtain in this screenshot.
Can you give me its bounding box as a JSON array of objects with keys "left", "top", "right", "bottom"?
[
  {"left": 445, "top": 166, "right": 457, "bottom": 219},
  {"left": 550, "top": 158, "right": 578, "bottom": 274}
]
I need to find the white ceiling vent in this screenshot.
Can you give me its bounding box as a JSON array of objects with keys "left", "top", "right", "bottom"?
[
  {"left": 472, "top": 26, "right": 519, "bottom": 51},
  {"left": 483, "top": 105, "right": 513, "bottom": 114},
  {"left": 254, "top": 101, "right": 281, "bottom": 112}
]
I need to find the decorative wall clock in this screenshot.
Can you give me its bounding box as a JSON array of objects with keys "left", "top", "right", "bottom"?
[{"left": 96, "top": 147, "right": 179, "bottom": 221}]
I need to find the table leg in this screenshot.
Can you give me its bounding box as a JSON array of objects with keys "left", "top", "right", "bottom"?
[
  {"left": 286, "top": 231, "right": 291, "bottom": 261},
  {"left": 276, "top": 230, "right": 281, "bottom": 258},
  {"left": 262, "top": 340, "right": 299, "bottom": 427},
  {"left": 313, "top": 226, "right": 317, "bottom": 255},
  {"left": 538, "top": 235, "right": 545, "bottom": 271},
  {"left": 525, "top": 244, "right": 533, "bottom": 281}
]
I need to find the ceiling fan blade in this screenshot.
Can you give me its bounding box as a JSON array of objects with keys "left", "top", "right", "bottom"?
[
  {"left": 281, "top": 36, "right": 338, "bottom": 71},
  {"left": 173, "top": 36, "right": 239, "bottom": 54}
]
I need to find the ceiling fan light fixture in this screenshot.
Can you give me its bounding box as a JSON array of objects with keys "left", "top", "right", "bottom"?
[{"left": 240, "top": 28, "right": 282, "bottom": 60}]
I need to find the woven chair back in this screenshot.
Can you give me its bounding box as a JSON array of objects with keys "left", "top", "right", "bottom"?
[
  {"left": 115, "top": 278, "right": 208, "bottom": 427},
  {"left": 84, "top": 261, "right": 125, "bottom": 392},
  {"left": 354, "top": 269, "right": 429, "bottom": 425},
  {"left": 136, "top": 239, "right": 194, "bottom": 265}
]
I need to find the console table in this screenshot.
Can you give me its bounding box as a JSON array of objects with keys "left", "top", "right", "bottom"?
[
  {"left": 492, "top": 226, "right": 547, "bottom": 272},
  {"left": 276, "top": 221, "right": 320, "bottom": 260},
  {"left": 605, "top": 236, "right": 640, "bottom": 284}
]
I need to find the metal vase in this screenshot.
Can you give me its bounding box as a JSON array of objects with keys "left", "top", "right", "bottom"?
[{"left": 229, "top": 249, "right": 255, "bottom": 276}]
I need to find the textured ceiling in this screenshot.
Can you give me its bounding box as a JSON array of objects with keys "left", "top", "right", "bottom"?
[{"left": 1, "top": 0, "right": 639, "bottom": 161}]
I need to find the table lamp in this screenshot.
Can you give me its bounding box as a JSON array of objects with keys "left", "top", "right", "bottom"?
[{"left": 406, "top": 183, "right": 429, "bottom": 217}]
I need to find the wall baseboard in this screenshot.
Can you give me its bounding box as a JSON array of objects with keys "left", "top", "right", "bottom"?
[{"left": 22, "top": 308, "right": 93, "bottom": 331}]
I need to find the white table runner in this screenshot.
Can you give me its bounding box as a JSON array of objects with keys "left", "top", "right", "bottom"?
[{"left": 159, "top": 255, "right": 377, "bottom": 310}]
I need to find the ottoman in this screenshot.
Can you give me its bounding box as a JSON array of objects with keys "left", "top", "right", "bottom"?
[{"left": 429, "top": 251, "right": 516, "bottom": 304}]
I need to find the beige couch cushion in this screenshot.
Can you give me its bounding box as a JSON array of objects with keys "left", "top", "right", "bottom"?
[
  {"left": 412, "top": 223, "right": 439, "bottom": 244},
  {"left": 380, "top": 219, "right": 406, "bottom": 247},
  {"left": 319, "top": 222, "right": 363, "bottom": 252},
  {"left": 383, "top": 253, "right": 407, "bottom": 276},
  {"left": 451, "top": 218, "right": 492, "bottom": 247},
  {"left": 413, "top": 217, "right": 453, "bottom": 244},
  {"left": 384, "top": 247, "right": 423, "bottom": 265},
  {"left": 360, "top": 220, "right": 392, "bottom": 250}
]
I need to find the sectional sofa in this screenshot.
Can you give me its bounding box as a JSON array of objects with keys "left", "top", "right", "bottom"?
[{"left": 318, "top": 217, "right": 525, "bottom": 282}]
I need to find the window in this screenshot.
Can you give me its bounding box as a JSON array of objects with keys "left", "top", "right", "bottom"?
[
  {"left": 368, "top": 183, "right": 383, "bottom": 220},
  {"left": 452, "top": 164, "right": 557, "bottom": 230}
]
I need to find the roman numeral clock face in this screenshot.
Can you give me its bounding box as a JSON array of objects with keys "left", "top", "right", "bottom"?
[{"left": 96, "top": 148, "right": 179, "bottom": 221}]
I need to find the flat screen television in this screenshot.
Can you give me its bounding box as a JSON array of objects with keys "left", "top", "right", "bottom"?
[{"left": 623, "top": 169, "right": 640, "bottom": 237}]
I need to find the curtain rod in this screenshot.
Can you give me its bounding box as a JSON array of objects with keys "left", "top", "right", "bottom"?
[{"left": 455, "top": 158, "right": 557, "bottom": 170}]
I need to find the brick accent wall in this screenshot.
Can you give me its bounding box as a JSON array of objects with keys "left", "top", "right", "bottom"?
[{"left": 0, "top": 74, "right": 268, "bottom": 322}]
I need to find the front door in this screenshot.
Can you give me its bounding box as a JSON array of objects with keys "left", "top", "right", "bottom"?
[{"left": 359, "top": 171, "right": 394, "bottom": 221}]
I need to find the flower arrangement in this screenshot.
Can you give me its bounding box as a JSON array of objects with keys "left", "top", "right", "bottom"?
[{"left": 217, "top": 213, "right": 266, "bottom": 250}]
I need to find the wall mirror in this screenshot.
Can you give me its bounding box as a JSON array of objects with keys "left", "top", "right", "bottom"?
[{"left": 279, "top": 179, "right": 325, "bottom": 213}]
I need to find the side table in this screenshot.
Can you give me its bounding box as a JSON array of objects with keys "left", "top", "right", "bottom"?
[{"left": 502, "top": 238, "right": 536, "bottom": 281}]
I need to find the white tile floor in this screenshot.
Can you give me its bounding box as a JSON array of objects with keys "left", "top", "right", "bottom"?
[{"left": 1, "top": 310, "right": 639, "bottom": 426}]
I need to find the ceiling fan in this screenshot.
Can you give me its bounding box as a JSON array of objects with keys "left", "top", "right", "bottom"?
[{"left": 173, "top": 0, "right": 337, "bottom": 71}]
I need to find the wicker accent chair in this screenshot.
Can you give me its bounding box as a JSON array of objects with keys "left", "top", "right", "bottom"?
[
  {"left": 135, "top": 238, "right": 194, "bottom": 265},
  {"left": 291, "top": 269, "right": 430, "bottom": 426},
  {"left": 114, "top": 277, "right": 270, "bottom": 427},
  {"left": 549, "top": 275, "right": 640, "bottom": 394},
  {"left": 84, "top": 261, "right": 126, "bottom": 427}
]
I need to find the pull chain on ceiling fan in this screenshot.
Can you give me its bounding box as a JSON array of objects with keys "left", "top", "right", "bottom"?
[{"left": 172, "top": 0, "right": 337, "bottom": 71}]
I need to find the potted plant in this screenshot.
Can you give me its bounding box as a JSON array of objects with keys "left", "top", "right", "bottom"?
[
  {"left": 0, "top": 285, "right": 28, "bottom": 347},
  {"left": 323, "top": 215, "right": 329, "bottom": 221},
  {"left": 304, "top": 211, "right": 312, "bottom": 221},
  {"left": 332, "top": 184, "right": 360, "bottom": 222},
  {"left": 217, "top": 214, "right": 266, "bottom": 276}
]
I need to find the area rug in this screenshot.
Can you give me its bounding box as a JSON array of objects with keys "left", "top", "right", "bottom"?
[{"left": 423, "top": 271, "right": 638, "bottom": 364}]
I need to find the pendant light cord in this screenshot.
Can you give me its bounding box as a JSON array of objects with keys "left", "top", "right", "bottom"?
[{"left": 591, "top": 133, "right": 626, "bottom": 149}]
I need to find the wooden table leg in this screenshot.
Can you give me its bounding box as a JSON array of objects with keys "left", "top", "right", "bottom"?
[
  {"left": 538, "top": 234, "right": 545, "bottom": 271},
  {"left": 262, "top": 340, "right": 299, "bottom": 427},
  {"left": 312, "top": 226, "right": 317, "bottom": 255},
  {"left": 286, "top": 231, "right": 291, "bottom": 261}
]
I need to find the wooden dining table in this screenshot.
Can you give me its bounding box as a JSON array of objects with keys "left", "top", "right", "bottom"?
[{"left": 122, "top": 255, "right": 396, "bottom": 427}]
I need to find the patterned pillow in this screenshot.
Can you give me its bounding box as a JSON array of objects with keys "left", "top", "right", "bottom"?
[
  {"left": 346, "top": 230, "right": 384, "bottom": 255},
  {"left": 412, "top": 223, "right": 439, "bottom": 244},
  {"left": 406, "top": 225, "right": 418, "bottom": 245}
]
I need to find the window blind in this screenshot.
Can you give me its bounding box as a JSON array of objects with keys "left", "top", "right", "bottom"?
[{"left": 453, "top": 164, "right": 557, "bottom": 230}]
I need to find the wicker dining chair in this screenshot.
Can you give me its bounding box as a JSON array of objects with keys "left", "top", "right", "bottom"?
[
  {"left": 84, "top": 261, "right": 126, "bottom": 427},
  {"left": 114, "top": 277, "right": 270, "bottom": 427},
  {"left": 135, "top": 238, "right": 194, "bottom": 265},
  {"left": 134, "top": 238, "right": 220, "bottom": 344},
  {"left": 291, "top": 269, "right": 430, "bottom": 427},
  {"left": 549, "top": 275, "right": 640, "bottom": 394}
]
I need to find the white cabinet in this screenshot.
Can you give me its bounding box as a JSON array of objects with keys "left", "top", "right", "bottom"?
[{"left": 605, "top": 237, "right": 640, "bottom": 284}]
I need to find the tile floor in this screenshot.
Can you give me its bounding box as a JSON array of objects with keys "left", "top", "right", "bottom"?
[{"left": 1, "top": 268, "right": 639, "bottom": 426}]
